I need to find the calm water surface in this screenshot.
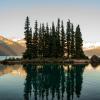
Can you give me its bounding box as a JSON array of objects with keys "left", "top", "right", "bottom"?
[
  {"left": 0, "top": 63, "right": 100, "bottom": 100},
  {"left": 0, "top": 56, "right": 22, "bottom": 61}
]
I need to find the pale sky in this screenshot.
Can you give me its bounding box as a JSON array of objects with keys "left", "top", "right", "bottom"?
[{"left": 0, "top": 0, "right": 100, "bottom": 42}]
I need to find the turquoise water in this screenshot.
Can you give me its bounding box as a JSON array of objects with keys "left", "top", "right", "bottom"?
[{"left": 0, "top": 64, "right": 100, "bottom": 100}]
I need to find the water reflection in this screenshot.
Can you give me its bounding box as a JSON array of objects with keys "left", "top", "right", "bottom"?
[{"left": 23, "top": 64, "right": 86, "bottom": 100}]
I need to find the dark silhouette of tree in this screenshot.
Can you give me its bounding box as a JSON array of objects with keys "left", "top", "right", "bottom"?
[
  {"left": 23, "top": 16, "right": 33, "bottom": 59},
  {"left": 51, "top": 22, "right": 58, "bottom": 57},
  {"left": 56, "top": 18, "right": 61, "bottom": 57},
  {"left": 66, "top": 20, "right": 71, "bottom": 58},
  {"left": 49, "top": 27, "right": 53, "bottom": 57},
  {"left": 61, "top": 20, "right": 65, "bottom": 57},
  {"left": 41, "top": 23, "right": 46, "bottom": 57},
  {"left": 33, "top": 20, "right": 38, "bottom": 58},
  {"left": 38, "top": 24, "right": 43, "bottom": 57},
  {"left": 70, "top": 24, "right": 75, "bottom": 58},
  {"left": 43, "top": 23, "right": 50, "bottom": 57},
  {"left": 74, "top": 64, "right": 85, "bottom": 98},
  {"left": 75, "top": 25, "right": 87, "bottom": 59},
  {"left": 60, "top": 65, "right": 65, "bottom": 100},
  {"left": 23, "top": 64, "right": 33, "bottom": 100}
]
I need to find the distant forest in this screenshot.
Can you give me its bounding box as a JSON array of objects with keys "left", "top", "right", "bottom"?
[{"left": 23, "top": 16, "right": 88, "bottom": 59}]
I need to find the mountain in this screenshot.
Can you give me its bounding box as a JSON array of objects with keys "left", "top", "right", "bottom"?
[
  {"left": 84, "top": 47, "right": 100, "bottom": 57},
  {"left": 0, "top": 35, "right": 25, "bottom": 56},
  {"left": 16, "top": 39, "right": 26, "bottom": 47},
  {"left": 83, "top": 42, "right": 100, "bottom": 57}
]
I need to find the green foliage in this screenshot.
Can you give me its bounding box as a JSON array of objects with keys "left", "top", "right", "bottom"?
[
  {"left": 43, "top": 23, "right": 50, "bottom": 57},
  {"left": 32, "top": 20, "right": 38, "bottom": 58},
  {"left": 66, "top": 20, "right": 71, "bottom": 58},
  {"left": 70, "top": 24, "right": 75, "bottom": 58},
  {"left": 23, "top": 16, "right": 33, "bottom": 59},
  {"left": 61, "top": 20, "right": 65, "bottom": 57},
  {"left": 75, "top": 25, "right": 88, "bottom": 59},
  {"left": 51, "top": 22, "right": 58, "bottom": 57},
  {"left": 56, "top": 18, "right": 61, "bottom": 57}
]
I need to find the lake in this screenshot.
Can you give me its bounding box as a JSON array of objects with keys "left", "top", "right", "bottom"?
[
  {"left": 0, "top": 63, "right": 100, "bottom": 100},
  {"left": 0, "top": 56, "right": 22, "bottom": 61}
]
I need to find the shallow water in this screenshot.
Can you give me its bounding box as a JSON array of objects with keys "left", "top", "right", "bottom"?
[{"left": 0, "top": 63, "right": 100, "bottom": 100}]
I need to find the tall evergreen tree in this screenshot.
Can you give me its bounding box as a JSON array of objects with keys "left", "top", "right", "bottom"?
[
  {"left": 41, "top": 23, "right": 46, "bottom": 57},
  {"left": 33, "top": 20, "right": 38, "bottom": 58},
  {"left": 56, "top": 18, "right": 61, "bottom": 57},
  {"left": 38, "top": 24, "right": 43, "bottom": 57},
  {"left": 51, "top": 22, "right": 58, "bottom": 57},
  {"left": 49, "top": 27, "right": 53, "bottom": 57},
  {"left": 61, "top": 20, "right": 65, "bottom": 57},
  {"left": 23, "top": 16, "right": 33, "bottom": 59},
  {"left": 75, "top": 25, "right": 87, "bottom": 59},
  {"left": 70, "top": 24, "right": 75, "bottom": 58},
  {"left": 66, "top": 20, "right": 71, "bottom": 58},
  {"left": 43, "top": 23, "right": 50, "bottom": 57}
]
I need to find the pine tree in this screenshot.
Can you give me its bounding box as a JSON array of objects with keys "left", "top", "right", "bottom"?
[
  {"left": 70, "top": 24, "right": 75, "bottom": 58},
  {"left": 41, "top": 23, "right": 46, "bottom": 57},
  {"left": 43, "top": 23, "right": 50, "bottom": 57},
  {"left": 49, "top": 27, "right": 53, "bottom": 57},
  {"left": 33, "top": 20, "right": 38, "bottom": 58},
  {"left": 23, "top": 16, "right": 33, "bottom": 59},
  {"left": 38, "top": 24, "right": 43, "bottom": 57},
  {"left": 51, "top": 22, "right": 58, "bottom": 57},
  {"left": 56, "top": 18, "right": 61, "bottom": 57},
  {"left": 75, "top": 25, "right": 87, "bottom": 59},
  {"left": 61, "top": 20, "right": 65, "bottom": 57},
  {"left": 66, "top": 20, "right": 71, "bottom": 58}
]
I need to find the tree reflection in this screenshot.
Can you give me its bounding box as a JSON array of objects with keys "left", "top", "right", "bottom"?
[{"left": 23, "top": 64, "right": 86, "bottom": 100}]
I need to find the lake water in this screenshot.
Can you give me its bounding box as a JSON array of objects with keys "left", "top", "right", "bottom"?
[
  {"left": 0, "top": 56, "right": 22, "bottom": 61},
  {"left": 0, "top": 63, "right": 100, "bottom": 100}
]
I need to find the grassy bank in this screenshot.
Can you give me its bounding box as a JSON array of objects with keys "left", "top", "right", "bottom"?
[{"left": 0, "top": 58, "right": 90, "bottom": 65}]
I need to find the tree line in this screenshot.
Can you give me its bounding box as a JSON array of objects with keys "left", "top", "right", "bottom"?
[{"left": 23, "top": 16, "right": 88, "bottom": 59}]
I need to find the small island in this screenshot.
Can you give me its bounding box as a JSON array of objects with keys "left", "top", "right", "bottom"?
[{"left": 0, "top": 16, "right": 90, "bottom": 65}]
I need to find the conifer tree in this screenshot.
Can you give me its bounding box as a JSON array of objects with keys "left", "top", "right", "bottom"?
[
  {"left": 70, "top": 24, "right": 75, "bottom": 58},
  {"left": 51, "top": 22, "right": 57, "bottom": 57},
  {"left": 56, "top": 18, "right": 61, "bottom": 57},
  {"left": 61, "top": 20, "right": 65, "bottom": 57},
  {"left": 23, "top": 16, "right": 33, "bottom": 59},
  {"left": 33, "top": 20, "right": 38, "bottom": 58},
  {"left": 38, "top": 24, "right": 43, "bottom": 57},
  {"left": 41, "top": 23, "right": 46, "bottom": 57},
  {"left": 43, "top": 23, "right": 50, "bottom": 57},
  {"left": 49, "top": 27, "right": 53, "bottom": 57},
  {"left": 66, "top": 20, "right": 71, "bottom": 58},
  {"left": 75, "top": 25, "right": 87, "bottom": 59}
]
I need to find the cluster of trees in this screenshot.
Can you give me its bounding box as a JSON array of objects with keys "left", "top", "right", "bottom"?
[{"left": 23, "top": 16, "right": 88, "bottom": 59}]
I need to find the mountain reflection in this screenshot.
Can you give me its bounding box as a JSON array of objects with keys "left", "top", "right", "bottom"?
[{"left": 23, "top": 64, "right": 86, "bottom": 100}]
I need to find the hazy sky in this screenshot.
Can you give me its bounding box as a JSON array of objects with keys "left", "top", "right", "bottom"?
[{"left": 0, "top": 0, "right": 100, "bottom": 42}]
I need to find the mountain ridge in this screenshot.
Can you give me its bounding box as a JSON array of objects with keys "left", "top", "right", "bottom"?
[{"left": 0, "top": 35, "right": 25, "bottom": 56}]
